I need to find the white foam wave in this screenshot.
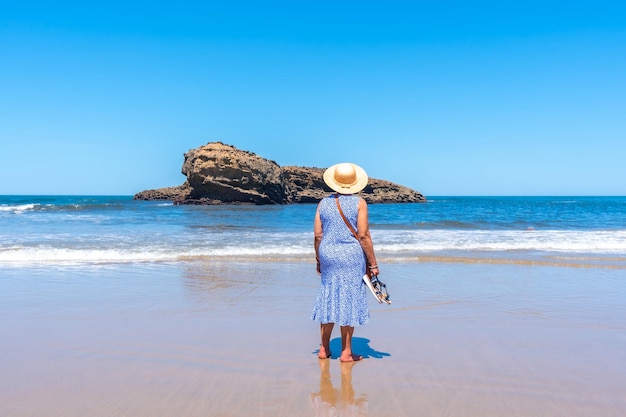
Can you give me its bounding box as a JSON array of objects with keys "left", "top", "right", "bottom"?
[
  {"left": 0, "top": 246, "right": 314, "bottom": 265},
  {"left": 2, "top": 229, "right": 625, "bottom": 265},
  {"left": 374, "top": 230, "right": 626, "bottom": 254},
  {"left": 0, "top": 203, "right": 38, "bottom": 213}
]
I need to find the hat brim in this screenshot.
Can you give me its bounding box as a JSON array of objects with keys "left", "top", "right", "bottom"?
[{"left": 323, "top": 163, "right": 369, "bottom": 194}]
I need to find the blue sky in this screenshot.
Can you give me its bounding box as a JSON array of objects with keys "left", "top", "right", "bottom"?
[{"left": 1, "top": 1, "right": 625, "bottom": 196}]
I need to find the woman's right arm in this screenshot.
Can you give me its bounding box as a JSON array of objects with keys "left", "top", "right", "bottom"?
[{"left": 356, "top": 198, "right": 379, "bottom": 276}]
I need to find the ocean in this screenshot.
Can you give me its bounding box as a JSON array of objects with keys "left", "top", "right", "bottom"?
[
  {"left": 3, "top": 196, "right": 626, "bottom": 416},
  {"left": 1, "top": 195, "right": 625, "bottom": 267}
]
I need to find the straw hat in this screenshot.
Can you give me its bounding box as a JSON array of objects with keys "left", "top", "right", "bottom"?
[{"left": 323, "top": 162, "right": 368, "bottom": 194}]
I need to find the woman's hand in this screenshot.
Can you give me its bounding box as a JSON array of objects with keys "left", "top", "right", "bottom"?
[{"left": 367, "top": 265, "right": 379, "bottom": 278}]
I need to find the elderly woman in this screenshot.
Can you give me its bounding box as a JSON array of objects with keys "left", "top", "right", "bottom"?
[{"left": 312, "top": 162, "right": 380, "bottom": 362}]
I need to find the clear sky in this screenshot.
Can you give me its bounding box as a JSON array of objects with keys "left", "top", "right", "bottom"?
[{"left": 1, "top": 1, "right": 625, "bottom": 196}]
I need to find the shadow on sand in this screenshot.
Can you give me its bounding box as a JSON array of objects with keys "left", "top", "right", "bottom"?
[{"left": 314, "top": 337, "right": 391, "bottom": 359}]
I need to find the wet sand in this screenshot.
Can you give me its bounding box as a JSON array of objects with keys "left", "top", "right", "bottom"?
[{"left": 1, "top": 260, "right": 625, "bottom": 416}]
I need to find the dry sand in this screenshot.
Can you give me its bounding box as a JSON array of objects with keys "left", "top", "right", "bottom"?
[{"left": 1, "top": 260, "right": 625, "bottom": 416}]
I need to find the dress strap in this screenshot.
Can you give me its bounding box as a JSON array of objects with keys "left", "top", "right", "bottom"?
[{"left": 334, "top": 194, "right": 358, "bottom": 240}]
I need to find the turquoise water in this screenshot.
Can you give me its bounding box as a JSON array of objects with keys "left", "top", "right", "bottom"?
[{"left": 1, "top": 195, "right": 625, "bottom": 265}]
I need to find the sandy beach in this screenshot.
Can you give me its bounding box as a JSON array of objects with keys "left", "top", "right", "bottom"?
[{"left": 2, "top": 259, "right": 625, "bottom": 417}]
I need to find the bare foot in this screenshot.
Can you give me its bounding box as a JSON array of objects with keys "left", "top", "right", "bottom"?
[
  {"left": 339, "top": 353, "right": 363, "bottom": 362},
  {"left": 318, "top": 345, "right": 332, "bottom": 359}
]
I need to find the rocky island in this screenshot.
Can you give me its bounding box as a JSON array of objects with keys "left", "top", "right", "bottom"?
[{"left": 134, "top": 142, "right": 426, "bottom": 204}]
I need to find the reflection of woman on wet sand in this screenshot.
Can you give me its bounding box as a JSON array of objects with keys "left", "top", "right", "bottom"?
[
  {"left": 312, "top": 163, "right": 380, "bottom": 362},
  {"left": 310, "top": 359, "right": 368, "bottom": 417}
]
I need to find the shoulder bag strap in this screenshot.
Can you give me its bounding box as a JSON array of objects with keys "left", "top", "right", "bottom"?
[{"left": 334, "top": 194, "right": 359, "bottom": 240}]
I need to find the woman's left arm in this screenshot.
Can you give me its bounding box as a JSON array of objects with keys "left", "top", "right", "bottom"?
[{"left": 314, "top": 204, "right": 323, "bottom": 275}]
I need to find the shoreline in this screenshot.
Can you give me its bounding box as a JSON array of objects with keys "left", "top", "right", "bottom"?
[{"left": 3, "top": 250, "right": 626, "bottom": 269}]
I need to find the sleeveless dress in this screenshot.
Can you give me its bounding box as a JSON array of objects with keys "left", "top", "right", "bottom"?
[{"left": 311, "top": 194, "right": 369, "bottom": 327}]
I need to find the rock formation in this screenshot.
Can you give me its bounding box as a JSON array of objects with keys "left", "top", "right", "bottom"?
[
  {"left": 134, "top": 183, "right": 192, "bottom": 201},
  {"left": 134, "top": 142, "right": 426, "bottom": 204}
]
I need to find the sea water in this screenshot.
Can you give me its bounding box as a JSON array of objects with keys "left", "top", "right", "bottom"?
[
  {"left": 1, "top": 195, "right": 625, "bottom": 266},
  {"left": 2, "top": 196, "right": 626, "bottom": 417}
]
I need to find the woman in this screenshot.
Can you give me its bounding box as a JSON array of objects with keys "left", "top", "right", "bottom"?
[{"left": 311, "top": 162, "right": 380, "bottom": 362}]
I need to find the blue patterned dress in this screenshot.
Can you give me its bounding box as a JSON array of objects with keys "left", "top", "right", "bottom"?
[{"left": 311, "top": 194, "right": 369, "bottom": 327}]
